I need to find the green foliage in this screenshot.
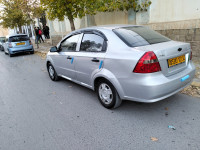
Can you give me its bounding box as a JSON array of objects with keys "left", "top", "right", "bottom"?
[
  {"left": 41, "top": 0, "right": 152, "bottom": 31},
  {"left": 41, "top": 0, "right": 99, "bottom": 20},
  {"left": 0, "top": 0, "right": 43, "bottom": 30},
  {"left": 99, "top": 0, "right": 152, "bottom": 12},
  {"left": 41, "top": 0, "right": 101, "bottom": 30}
]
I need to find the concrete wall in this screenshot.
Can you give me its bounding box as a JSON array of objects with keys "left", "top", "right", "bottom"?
[
  {"left": 150, "top": 0, "right": 200, "bottom": 23},
  {"left": 0, "top": 26, "right": 8, "bottom": 37},
  {"left": 94, "top": 11, "right": 128, "bottom": 25}
]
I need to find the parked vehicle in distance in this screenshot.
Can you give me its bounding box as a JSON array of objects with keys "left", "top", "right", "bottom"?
[
  {"left": 46, "top": 25, "right": 195, "bottom": 109},
  {"left": 0, "top": 36, "right": 6, "bottom": 51},
  {"left": 3, "top": 34, "right": 34, "bottom": 57}
]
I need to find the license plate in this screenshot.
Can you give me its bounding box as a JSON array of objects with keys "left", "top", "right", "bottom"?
[
  {"left": 16, "top": 42, "right": 25, "bottom": 46},
  {"left": 168, "top": 55, "right": 185, "bottom": 68}
]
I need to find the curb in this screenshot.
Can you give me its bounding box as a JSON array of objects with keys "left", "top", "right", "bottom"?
[{"left": 191, "top": 79, "right": 200, "bottom": 87}]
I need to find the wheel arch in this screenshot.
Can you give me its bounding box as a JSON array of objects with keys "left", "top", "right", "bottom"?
[{"left": 93, "top": 69, "right": 125, "bottom": 99}]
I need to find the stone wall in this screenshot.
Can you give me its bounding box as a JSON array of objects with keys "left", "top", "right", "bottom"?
[{"left": 156, "top": 28, "right": 200, "bottom": 57}]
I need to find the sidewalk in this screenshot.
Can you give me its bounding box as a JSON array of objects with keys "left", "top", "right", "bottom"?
[
  {"left": 31, "top": 39, "right": 53, "bottom": 53},
  {"left": 31, "top": 39, "right": 200, "bottom": 97},
  {"left": 31, "top": 38, "right": 53, "bottom": 59}
]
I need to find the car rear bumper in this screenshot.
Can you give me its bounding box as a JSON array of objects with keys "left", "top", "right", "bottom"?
[
  {"left": 118, "top": 62, "right": 196, "bottom": 103},
  {"left": 9, "top": 45, "right": 34, "bottom": 54}
]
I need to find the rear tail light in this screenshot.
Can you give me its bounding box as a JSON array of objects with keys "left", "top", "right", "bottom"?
[
  {"left": 29, "top": 40, "right": 32, "bottom": 45},
  {"left": 133, "top": 51, "right": 161, "bottom": 73},
  {"left": 8, "top": 42, "right": 12, "bottom": 48}
]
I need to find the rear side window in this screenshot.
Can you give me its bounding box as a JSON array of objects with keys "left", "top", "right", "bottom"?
[
  {"left": 80, "top": 34, "right": 105, "bottom": 52},
  {"left": 113, "top": 26, "right": 170, "bottom": 47},
  {"left": 9, "top": 35, "right": 29, "bottom": 42}
]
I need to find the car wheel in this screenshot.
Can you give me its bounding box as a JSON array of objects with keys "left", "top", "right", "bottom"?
[
  {"left": 97, "top": 80, "right": 122, "bottom": 109},
  {"left": 0, "top": 46, "right": 3, "bottom": 51},
  {"left": 8, "top": 50, "right": 13, "bottom": 57},
  {"left": 47, "top": 63, "right": 59, "bottom": 81}
]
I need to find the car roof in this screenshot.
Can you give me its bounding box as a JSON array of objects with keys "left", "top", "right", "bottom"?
[
  {"left": 8, "top": 34, "right": 28, "bottom": 38},
  {"left": 84, "top": 24, "right": 142, "bottom": 30},
  {"left": 69, "top": 24, "right": 143, "bottom": 37}
]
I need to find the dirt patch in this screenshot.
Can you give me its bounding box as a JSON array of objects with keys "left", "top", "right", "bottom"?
[
  {"left": 181, "top": 85, "right": 200, "bottom": 98},
  {"left": 35, "top": 51, "right": 47, "bottom": 60},
  {"left": 180, "top": 57, "right": 200, "bottom": 98}
]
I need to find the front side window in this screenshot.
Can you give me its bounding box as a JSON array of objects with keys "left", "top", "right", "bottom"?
[
  {"left": 9, "top": 35, "right": 29, "bottom": 42},
  {"left": 80, "top": 34, "right": 104, "bottom": 52},
  {"left": 60, "top": 34, "right": 80, "bottom": 52}
]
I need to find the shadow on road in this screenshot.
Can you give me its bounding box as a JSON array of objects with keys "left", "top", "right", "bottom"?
[{"left": 58, "top": 77, "right": 199, "bottom": 117}]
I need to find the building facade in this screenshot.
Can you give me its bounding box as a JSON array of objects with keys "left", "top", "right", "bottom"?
[{"left": 0, "top": 26, "right": 8, "bottom": 37}]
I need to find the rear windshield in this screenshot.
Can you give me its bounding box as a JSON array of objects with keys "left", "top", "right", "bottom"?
[
  {"left": 113, "top": 26, "right": 170, "bottom": 47},
  {"left": 9, "top": 35, "right": 29, "bottom": 42}
]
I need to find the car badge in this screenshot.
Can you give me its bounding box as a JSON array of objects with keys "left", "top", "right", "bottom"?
[{"left": 178, "top": 48, "right": 182, "bottom": 52}]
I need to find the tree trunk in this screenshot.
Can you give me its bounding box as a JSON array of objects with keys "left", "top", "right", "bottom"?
[
  {"left": 68, "top": 17, "right": 75, "bottom": 31},
  {"left": 18, "top": 26, "right": 22, "bottom": 34}
]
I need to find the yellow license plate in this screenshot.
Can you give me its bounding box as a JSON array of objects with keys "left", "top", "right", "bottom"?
[
  {"left": 16, "top": 42, "right": 25, "bottom": 46},
  {"left": 168, "top": 55, "right": 185, "bottom": 68}
]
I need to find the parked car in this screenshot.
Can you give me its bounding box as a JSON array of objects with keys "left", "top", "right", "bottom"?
[
  {"left": 3, "top": 34, "right": 34, "bottom": 57},
  {"left": 0, "top": 36, "right": 6, "bottom": 51},
  {"left": 46, "top": 25, "right": 195, "bottom": 109}
]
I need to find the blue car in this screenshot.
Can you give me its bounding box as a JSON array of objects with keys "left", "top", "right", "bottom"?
[{"left": 3, "top": 34, "right": 34, "bottom": 57}]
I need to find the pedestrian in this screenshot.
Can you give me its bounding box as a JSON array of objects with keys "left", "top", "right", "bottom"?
[
  {"left": 34, "top": 27, "right": 40, "bottom": 44},
  {"left": 45, "top": 25, "right": 50, "bottom": 39},
  {"left": 38, "top": 27, "right": 44, "bottom": 43},
  {"left": 43, "top": 26, "right": 47, "bottom": 39}
]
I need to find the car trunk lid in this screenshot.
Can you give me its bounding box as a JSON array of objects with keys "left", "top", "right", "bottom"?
[
  {"left": 9, "top": 35, "right": 30, "bottom": 48},
  {"left": 135, "top": 41, "right": 191, "bottom": 77},
  {"left": 12, "top": 40, "right": 30, "bottom": 48}
]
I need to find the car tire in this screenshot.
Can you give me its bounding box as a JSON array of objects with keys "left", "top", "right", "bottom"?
[
  {"left": 47, "top": 63, "right": 59, "bottom": 81},
  {"left": 97, "top": 79, "right": 122, "bottom": 109},
  {"left": 8, "top": 50, "right": 13, "bottom": 57},
  {"left": 0, "top": 46, "right": 4, "bottom": 51}
]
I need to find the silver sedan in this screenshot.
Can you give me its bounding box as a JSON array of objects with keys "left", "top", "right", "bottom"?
[{"left": 46, "top": 25, "right": 195, "bottom": 109}]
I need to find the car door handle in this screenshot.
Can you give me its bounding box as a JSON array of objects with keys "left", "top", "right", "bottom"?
[
  {"left": 67, "top": 56, "right": 72, "bottom": 60},
  {"left": 91, "top": 58, "right": 99, "bottom": 62}
]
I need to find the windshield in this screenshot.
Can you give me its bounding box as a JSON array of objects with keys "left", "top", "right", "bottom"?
[
  {"left": 9, "top": 35, "right": 29, "bottom": 42},
  {"left": 113, "top": 26, "right": 170, "bottom": 47}
]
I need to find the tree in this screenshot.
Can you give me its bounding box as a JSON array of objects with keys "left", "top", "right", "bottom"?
[
  {"left": 41, "top": 0, "right": 100, "bottom": 31},
  {"left": 0, "top": 0, "right": 43, "bottom": 33},
  {"left": 99, "top": 0, "right": 152, "bottom": 12},
  {"left": 41, "top": 0, "right": 151, "bottom": 31}
]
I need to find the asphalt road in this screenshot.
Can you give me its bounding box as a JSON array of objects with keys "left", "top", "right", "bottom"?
[{"left": 0, "top": 52, "right": 200, "bottom": 150}]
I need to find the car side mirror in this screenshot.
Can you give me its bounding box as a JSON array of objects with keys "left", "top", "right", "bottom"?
[{"left": 50, "top": 46, "right": 57, "bottom": 52}]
